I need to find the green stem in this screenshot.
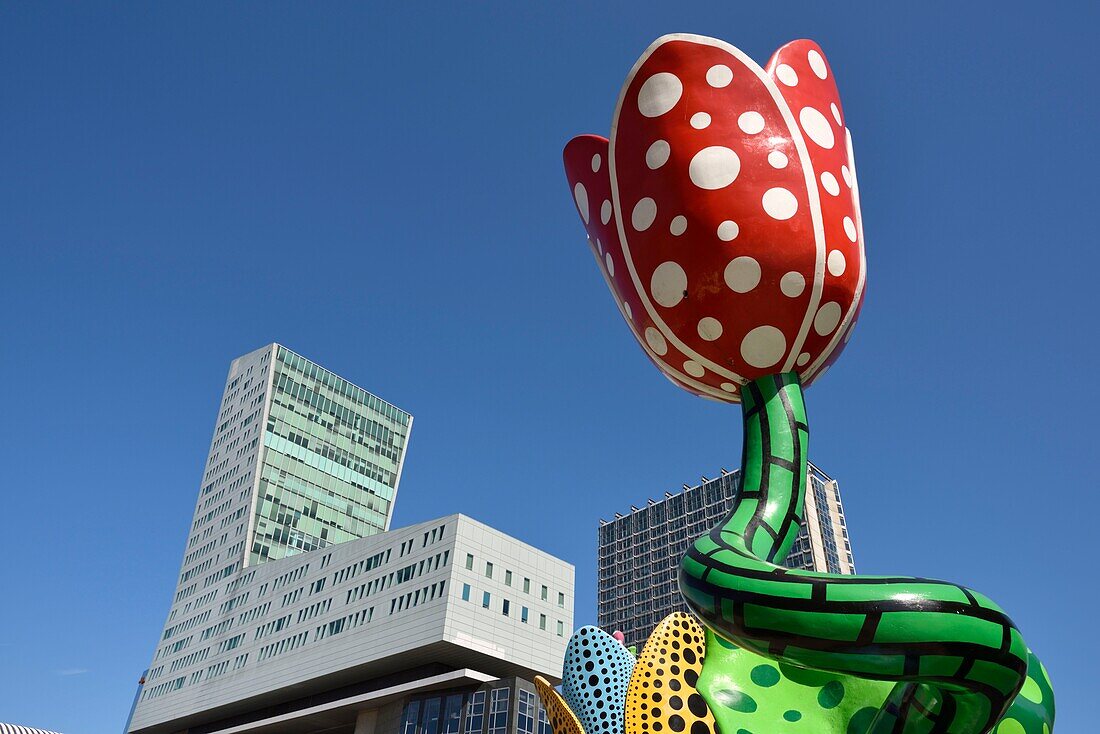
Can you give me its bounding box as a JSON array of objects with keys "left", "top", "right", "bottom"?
[{"left": 679, "top": 373, "right": 1028, "bottom": 733}]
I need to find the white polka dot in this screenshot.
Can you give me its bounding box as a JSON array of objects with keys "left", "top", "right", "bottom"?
[
  {"left": 799, "top": 107, "right": 835, "bottom": 149},
  {"left": 637, "top": 72, "right": 683, "bottom": 117},
  {"left": 669, "top": 215, "right": 687, "bottom": 236},
  {"left": 651, "top": 261, "right": 687, "bottom": 307},
  {"left": 831, "top": 102, "right": 842, "bottom": 126},
  {"left": 624, "top": 302, "right": 632, "bottom": 321},
  {"left": 697, "top": 317, "right": 723, "bottom": 341},
  {"left": 720, "top": 382, "right": 738, "bottom": 393},
  {"left": 604, "top": 252, "right": 615, "bottom": 276},
  {"left": 741, "top": 326, "right": 787, "bottom": 368},
  {"left": 689, "top": 146, "right": 741, "bottom": 190},
  {"left": 841, "top": 164, "right": 852, "bottom": 188},
  {"left": 762, "top": 187, "right": 798, "bottom": 220},
  {"left": 738, "top": 111, "right": 765, "bottom": 134},
  {"left": 768, "top": 150, "right": 788, "bottom": 169},
  {"left": 776, "top": 64, "right": 798, "bottom": 86},
  {"left": 796, "top": 352, "right": 810, "bottom": 366},
  {"left": 632, "top": 198, "right": 657, "bottom": 231},
  {"left": 706, "top": 64, "right": 733, "bottom": 88},
  {"left": 717, "top": 220, "right": 739, "bottom": 241},
  {"left": 780, "top": 271, "right": 806, "bottom": 297},
  {"left": 645, "top": 327, "right": 668, "bottom": 356},
  {"left": 600, "top": 199, "right": 612, "bottom": 225},
  {"left": 843, "top": 216, "right": 857, "bottom": 242},
  {"left": 690, "top": 112, "right": 711, "bottom": 129},
  {"left": 814, "top": 302, "right": 842, "bottom": 335},
  {"left": 828, "top": 250, "right": 846, "bottom": 276},
  {"left": 574, "top": 182, "right": 589, "bottom": 224},
  {"left": 724, "top": 256, "right": 760, "bottom": 293},
  {"left": 591, "top": 153, "right": 602, "bottom": 172},
  {"left": 820, "top": 171, "right": 840, "bottom": 196},
  {"left": 808, "top": 49, "right": 828, "bottom": 79},
  {"left": 683, "top": 360, "right": 705, "bottom": 378},
  {"left": 646, "top": 140, "right": 671, "bottom": 169}
]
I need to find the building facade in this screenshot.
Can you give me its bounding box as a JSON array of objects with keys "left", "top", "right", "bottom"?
[
  {"left": 130, "top": 514, "right": 574, "bottom": 734},
  {"left": 129, "top": 346, "right": 574, "bottom": 734},
  {"left": 597, "top": 463, "right": 855, "bottom": 647}
]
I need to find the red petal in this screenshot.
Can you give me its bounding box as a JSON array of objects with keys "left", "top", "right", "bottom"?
[
  {"left": 564, "top": 134, "right": 741, "bottom": 402},
  {"left": 611, "top": 34, "right": 821, "bottom": 385},
  {"left": 765, "top": 40, "right": 865, "bottom": 384}
]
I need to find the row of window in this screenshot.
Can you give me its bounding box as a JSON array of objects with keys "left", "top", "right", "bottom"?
[
  {"left": 275, "top": 346, "right": 409, "bottom": 426},
  {"left": 156, "top": 542, "right": 451, "bottom": 675},
  {"left": 400, "top": 688, "right": 552, "bottom": 734},
  {"left": 460, "top": 584, "right": 566, "bottom": 637},
  {"left": 464, "top": 554, "right": 567, "bottom": 607},
  {"left": 150, "top": 572, "right": 449, "bottom": 689}
]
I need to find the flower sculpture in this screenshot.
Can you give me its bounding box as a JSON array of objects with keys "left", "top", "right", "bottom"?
[
  {"left": 564, "top": 34, "right": 863, "bottom": 401},
  {"left": 552, "top": 34, "right": 1055, "bottom": 734}
]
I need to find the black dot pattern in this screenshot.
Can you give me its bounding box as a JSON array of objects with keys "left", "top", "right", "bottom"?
[
  {"left": 625, "top": 614, "right": 717, "bottom": 734},
  {"left": 534, "top": 675, "right": 584, "bottom": 734},
  {"left": 562, "top": 626, "right": 636, "bottom": 734}
]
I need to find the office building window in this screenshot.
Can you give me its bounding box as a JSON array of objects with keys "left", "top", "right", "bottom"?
[
  {"left": 502, "top": 599, "right": 510, "bottom": 616},
  {"left": 466, "top": 554, "right": 474, "bottom": 570},
  {"left": 485, "top": 561, "right": 493, "bottom": 578},
  {"left": 521, "top": 606, "right": 529, "bottom": 623},
  {"left": 444, "top": 694, "right": 464, "bottom": 734},
  {"left": 505, "top": 570, "right": 512, "bottom": 586},
  {"left": 401, "top": 700, "right": 421, "bottom": 734},
  {"left": 539, "top": 614, "right": 546, "bottom": 630},
  {"left": 523, "top": 578, "right": 531, "bottom": 594},
  {"left": 558, "top": 592, "right": 565, "bottom": 607},
  {"left": 423, "top": 697, "right": 442, "bottom": 734},
  {"left": 462, "top": 584, "right": 471, "bottom": 602},
  {"left": 518, "top": 690, "right": 535, "bottom": 734},
  {"left": 482, "top": 591, "right": 491, "bottom": 608},
  {"left": 557, "top": 621, "right": 564, "bottom": 637},
  {"left": 541, "top": 585, "right": 548, "bottom": 601},
  {"left": 538, "top": 704, "right": 552, "bottom": 734},
  {"left": 488, "top": 688, "right": 511, "bottom": 734},
  {"left": 465, "top": 691, "right": 485, "bottom": 734}
]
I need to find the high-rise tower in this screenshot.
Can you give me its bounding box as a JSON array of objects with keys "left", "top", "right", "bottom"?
[
  {"left": 129, "top": 346, "right": 573, "bottom": 734},
  {"left": 181, "top": 343, "right": 412, "bottom": 585},
  {"left": 597, "top": 463, "right": 855, "bottom": 648}
]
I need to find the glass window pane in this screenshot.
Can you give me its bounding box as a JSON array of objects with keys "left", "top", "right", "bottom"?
[
  {"left": 464, "top": 691, "right": 485, "bottom": 734},
  {"left": 401, "top": 701, "right": 421, "bottom": 734},
  {"left": 422, "top": 698, "right": 442, "bottom": 734}
]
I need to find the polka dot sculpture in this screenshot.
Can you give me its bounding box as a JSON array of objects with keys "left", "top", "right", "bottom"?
[
  {"left": 558, "top": 34, "right": 1056, "bottom": 734},
  {"left": 537, "top": 617, "right": 1054, "bottom": 734},
  {"left": 624, "top": 613, "right": 717, "bottom": 734},
  {"left": 535, "top": 676, "right": 585, "bottom": 734},
  {"left": 564, "top": 35, "right": 864, "bottom": 403},
  {"left": 561, "top": 626, "right": 637, "bottom": 734}
]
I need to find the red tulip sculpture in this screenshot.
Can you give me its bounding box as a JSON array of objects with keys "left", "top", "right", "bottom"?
[
  {"left": 564, "top": 34, "right": 864, "bottom": 401},
  {"left": 559, "top": 35, "right": 1051, "bottom": 734}
]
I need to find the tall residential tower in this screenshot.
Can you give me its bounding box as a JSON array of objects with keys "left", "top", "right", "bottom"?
[{"left": 597, "top": 463, "right": 855, "bottom": 648}]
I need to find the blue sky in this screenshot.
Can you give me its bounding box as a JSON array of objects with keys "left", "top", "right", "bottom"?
[{"left": 1, "top": 3, "right": 1097, "bottom": 732}]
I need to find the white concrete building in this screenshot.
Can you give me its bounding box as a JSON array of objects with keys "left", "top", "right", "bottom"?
[
  {"left": 128, "top": 346, "right": 574, "bottom": 734},
  {"left": 130, "top": 514, "right": 573, "bottom": 734}
]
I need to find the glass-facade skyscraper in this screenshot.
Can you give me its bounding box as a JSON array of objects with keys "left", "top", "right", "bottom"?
[
  {"left": 251, "top": 345, "right": 411, "bottom": 563},
  {"left": 597, "top": 463, "right": 855, "bottom": 648},
  {"left": 178, "top": 342, "right": 412, "bottom": 603}
]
